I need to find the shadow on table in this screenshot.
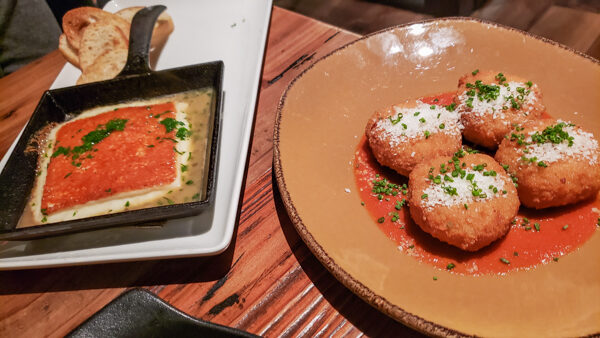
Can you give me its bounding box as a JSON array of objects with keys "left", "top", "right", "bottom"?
[
  {"left": 0, "top": 219, "right": 240, "bottom": 296},
  {"left": 272, "top": 173, "right": 425, "bottom": 337}
]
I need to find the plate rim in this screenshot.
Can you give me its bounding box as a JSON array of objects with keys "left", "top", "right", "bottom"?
[{"left": 273, "top": 16, "right": 599, "bottom": 336}]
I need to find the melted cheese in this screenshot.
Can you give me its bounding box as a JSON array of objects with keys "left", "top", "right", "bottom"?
[{"left": 30, "top": 100, "right": 191, "bottom": 224}]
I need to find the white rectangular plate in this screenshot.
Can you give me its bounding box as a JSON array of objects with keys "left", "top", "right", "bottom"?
[{"left": 0, "top": 0, "right": 272, "bottom": 269}]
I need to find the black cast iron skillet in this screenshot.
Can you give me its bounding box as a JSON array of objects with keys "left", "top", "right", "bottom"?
[{"left": 0, "top": 5, "right": 223, "bottom": 240}]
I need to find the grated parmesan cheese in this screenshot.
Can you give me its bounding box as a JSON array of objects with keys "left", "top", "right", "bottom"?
[
  {"left": 458, "top": 81, "right": 539, "bottom": 121},
  {"left": 422, "top": 168, "right": 506, "bottom": 210},
  {"left": 521, "top": 121, "right": 598, "bottom": 165},
  {"left": 374, "top": 101, "right": 461, "bottom": 146}
]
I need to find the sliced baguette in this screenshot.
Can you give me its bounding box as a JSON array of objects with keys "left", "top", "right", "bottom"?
[
  {"left": 58, "top": 34, "right": 80, "bottom": 68},
  {"left": 62, "top": 7, "right": 129, "bottom": 50},
  {"left": 77, "top": 48, "right": 128, "bottom": 85},
  {"left": 79, "top": 21, "right": 129, "bottom": 70},
  {"left": 115, "top": 6, "right": 174, "bottom": 49}
]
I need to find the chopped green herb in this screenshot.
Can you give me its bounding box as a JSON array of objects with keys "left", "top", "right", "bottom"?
[
  {"left": 377, "top": 217, "right": 385, "bottom": 223},
  {"left": 185, "top": 180, "right": 194, "bottom": 185},
  {"left": 159, "top": 118, "right": 184, "bottom": 133},
  {"left": 553, "top": 257, "right": 559, "bottom": 262},
  {"left": 433, "top": 276, "right": 438, "bottom": 281},
  {"left": 534, "top": 222, "right": 540, "bottom": 231},
  {"left": 562, "top": 224, "right": 569, "bottom": 230},
  {"left": 513, "top": 251, "right": 518, "bottom": 256},
  {"left": 446, "top": 263, "right": 456, "bottom": 270},
  {"left": 64, "top": 172, "right": 72, "bottom": 178},
  {"left": 421, "top": 193, "right": 428, "bottom": 199},
  {"left": 500, "top": 257, "right": 510, "bottom": 264},
  {"left": 125, "top": 201, "right": 130, "bottom": 207},
  {"left": 181, "top": 164, "right": 188, "bottom": 172},
  {"left": 439, "top": 123, "right": 445, "bottom": 129},
  {"left": 389, "top": 113, "right": 403, "bottom": 125},
  {"left": 472, "top": 69, "right": 479, "bottom": 75},
  {"left": 41, "top": 216, "right": 47, "bottom": 223}
]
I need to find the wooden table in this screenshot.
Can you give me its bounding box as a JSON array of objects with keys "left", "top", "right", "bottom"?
[{"left": 0, "top": 6, "right": 597, "bottom": 337}]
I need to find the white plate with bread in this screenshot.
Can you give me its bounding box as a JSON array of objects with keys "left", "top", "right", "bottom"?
[{"left": 0, "top": 0, "right": 272, "bottom": 269}]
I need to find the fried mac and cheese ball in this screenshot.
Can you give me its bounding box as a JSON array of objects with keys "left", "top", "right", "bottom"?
[
  {"left": 408, "top": 152, "right": 519, "bottom": 251},
  {"left": 456, "top": 70, "right": 545, "bottom": 149},
  {"left": 366, "top": 100, "right": 462, "bottom": 176},
  {"left": 495, "top": 119, "right": 600, "bottom": 209}
]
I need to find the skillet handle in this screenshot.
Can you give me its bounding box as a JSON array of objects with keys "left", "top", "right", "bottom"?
[{"left": 117, "top": 5, "right": 166, "bottom": 77}]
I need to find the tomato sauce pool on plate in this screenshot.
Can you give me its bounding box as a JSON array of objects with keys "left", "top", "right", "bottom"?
[
  {"left": 354, "top": 93, "right": 599, "bottom": 275},
  {"left": 42, "top": 103, "right": 178, "bottom": 214}
]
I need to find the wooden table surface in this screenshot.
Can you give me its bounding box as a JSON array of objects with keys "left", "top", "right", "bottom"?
[{"left": 0, "top": 5, "right": 598, "bottom": 337}]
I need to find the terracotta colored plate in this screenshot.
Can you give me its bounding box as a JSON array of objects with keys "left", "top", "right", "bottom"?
[{"left": 274, "top": 18, "right": 600, "bottom": 337}]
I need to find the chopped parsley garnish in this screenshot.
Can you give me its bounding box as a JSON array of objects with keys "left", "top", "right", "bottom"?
[
  {"left": 446, "top": 263, "right": 456, "bottom": 270},
  {"left": 389, "top": 113, "right": 403, "bottom": 125},
  {"left": 51, "top": 118, "right": 128, "bottom": 166},
  {"left": 125, "top": 201, "right": 130, "bottom": 207},
  {"left": 500, "top": 257, "right": 510, "bottom": 264},
  {"left": 181, "top": 164, "right": 188, "bottom": 172},
  {"left": 185, "top": 180, "right": 194, "bottom": 185},
  {"left": 472, "top": 69, "right": 479, "bottom": 75},
  {"left": 160, "top": 118, "right": 184, "bottom": 133},
  {"left": 530, "top": 122, "right": 575, "bottom": 146},
  {"left": 377, "top": 217, "right": 385, "bottom": 223}
]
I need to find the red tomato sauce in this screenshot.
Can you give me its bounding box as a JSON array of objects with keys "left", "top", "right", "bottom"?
[
  {"left": 354, "top": 93, "right": 599, "bottom": 275},
  {"left": 42, "top": 103, "right": 178, "bottom": 214}
]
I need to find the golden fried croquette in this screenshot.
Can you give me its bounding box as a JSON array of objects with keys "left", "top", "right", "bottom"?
[
  {"left": 408, "top": 152, "right": 519, "bottom": 251},
  {"left": 366, "top": 100, "right": 462, "bottom": 176},
  {"left": 495, "top": 119, "right": 600, "bottom": 209},
  {"left": 456, "top": 70, "right": 545, "bottom": 149}
]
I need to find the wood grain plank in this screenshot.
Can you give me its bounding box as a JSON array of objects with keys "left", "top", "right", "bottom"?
[
  {"left": 0, "top": 51, "right": 65, "bottom": 159},
  {"left": 528, "top": 5, "right": 600, "bottom": 56},
  {"left": 470, "top": 0, "right": 552, "bottom": 31},
  {"left": 246, "top": 7, "right": 359, "bottom": 184}
]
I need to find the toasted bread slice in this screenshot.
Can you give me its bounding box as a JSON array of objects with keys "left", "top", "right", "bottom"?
[
  {"left": 62, "top": 7, "right": 129, "bottom": 50},
  {"left": 58, "top": 34, "right": 80, "bottom": 68},
  {"left": 115, "top": 6, "right": 174, "bottom": 49},
  {"left": 77, "top": 48, "right": 128, "bottom": 85},
  {"left": 79, "top": 21, "right": 128, "bottom": 70}
]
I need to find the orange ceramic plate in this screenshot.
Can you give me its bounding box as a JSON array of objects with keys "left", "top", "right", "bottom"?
[{"left": 274, "top": 18, "right": 600, "bottom": 337}]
